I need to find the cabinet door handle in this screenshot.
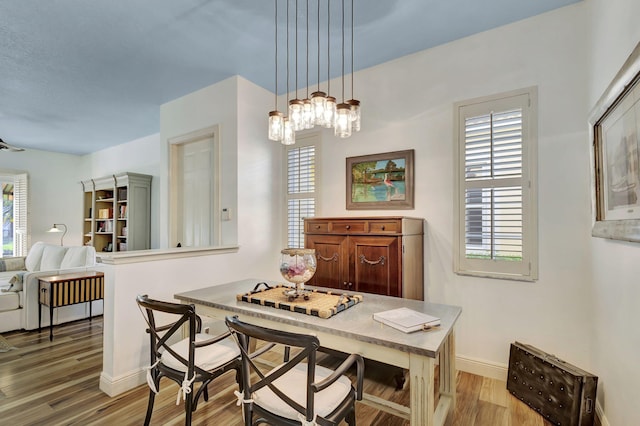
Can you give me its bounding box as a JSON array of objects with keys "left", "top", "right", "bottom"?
[
  {"left": 381, "top": 225, "right": 385, "bottom": 230},
  {"left": 345, "top": 225, "right": 351, "bottom": 230},
  {"left": 317, "top": 253, "right": 339, "bottom": 262},
  {"left": 359, "top": 254, "right": 386, "bottom": 266},
  {"left": 315, "top": 225, "right": 321, "bottom": 229}
]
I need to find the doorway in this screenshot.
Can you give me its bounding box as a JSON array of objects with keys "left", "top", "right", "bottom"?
[{"left": 169, "top": 126, "right": 220, "bottom": 248}]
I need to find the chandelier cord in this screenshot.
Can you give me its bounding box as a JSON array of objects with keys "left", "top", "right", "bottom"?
[
  {"left": 275, "top": 0, "right": 278, "bottom": 109},
  {"left": 306, "top": 0, "right": 309, "bottom": 98},
  {"left": 295, "top": 0, "right": 298, "bottom": 100},
  {"left": 351, "top": 0, "right": 354, "bottom": 99},
  {"left": 286, "top": 0, "right": 290, "bottom": 102},
  {"left": 341, "top": 0, "right": 345, "bottom": 102},
  {"left": 316, "top": 0, "right": 320, "bottom": 92},
  {"left": 327, "top": 0, "right": 330, "bottom": 95}
]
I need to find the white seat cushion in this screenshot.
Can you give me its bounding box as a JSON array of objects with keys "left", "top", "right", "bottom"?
[
  {"left": 0, "top": 291, "right": 20, "bottom": 312},
  {"left": 161, "top": 333, "right": 240, "bottom": 372},
  {"left": 253, "top": 363, "right": 352, "bottom": 420}
]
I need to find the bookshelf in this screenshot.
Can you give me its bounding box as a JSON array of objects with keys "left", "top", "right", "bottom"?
[{"left": 82, "top": 172, "right": 152, "bottom": 252}]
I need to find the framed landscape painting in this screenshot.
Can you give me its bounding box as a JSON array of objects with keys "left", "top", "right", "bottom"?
[
  {"left": 346, "top": 149, "right": 414, "bottom": 210},
  {"left": 590, "top": 40, "right": 640, "bottom": 242}
]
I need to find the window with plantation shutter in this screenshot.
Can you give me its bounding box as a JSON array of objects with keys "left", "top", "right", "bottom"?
[
  {"left": 1, "top": 171, "right": 29, "bottom": 257},
  {"left": 454, "top": 88, "right": 538, "bottom": 281},
  {"left": 285, "top": 134, "right": 318, "bottom": 248}
]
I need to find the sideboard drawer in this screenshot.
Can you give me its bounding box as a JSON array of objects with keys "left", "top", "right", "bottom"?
[
  {"left": 368, "top": 219, "right": 401, "bottom": 234},
  {"left": 306, "top": 220, "right": 329, "bottom": 233},
  {"left": 331, "top": 220, "right": 366, "bottom": 233}
]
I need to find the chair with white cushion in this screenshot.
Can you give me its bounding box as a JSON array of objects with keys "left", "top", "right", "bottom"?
[
  {"left": 225, "top": 315, "right": 364, "bottom": 426},
  {"left": 136, "top": 295, "right": 241, "bottom": 425}
]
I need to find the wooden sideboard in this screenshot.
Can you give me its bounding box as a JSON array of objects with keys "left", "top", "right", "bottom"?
[{"left": 304, "top": 216, "right": 424, "bottom": 300}]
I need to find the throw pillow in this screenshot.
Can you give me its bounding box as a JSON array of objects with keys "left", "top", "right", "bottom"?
[
  {"left": 60, "top": 246, "right": 89, "bottom": 269},
  {"left": 25, "top": 242, "right": 47, "bottom": 271},
  {"left": 1, "top": 272, "right": 25, "bottom": 292},
  {"left": 0, "top": 257, "right": 25, "bottom": 272},
  {"left": 40, "top": 245, "right": 67, "bottom": 271}
]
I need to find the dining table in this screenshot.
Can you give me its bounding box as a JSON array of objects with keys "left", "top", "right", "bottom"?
[{"left": 174, "top": 278, "right": 462, "bottom": 426}]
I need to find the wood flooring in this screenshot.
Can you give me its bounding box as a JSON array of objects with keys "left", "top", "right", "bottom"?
[{"left": 0, "top": 318, "right": 582, "bottom": 425}]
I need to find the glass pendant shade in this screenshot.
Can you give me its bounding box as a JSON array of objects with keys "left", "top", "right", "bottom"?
[
  {"left": 323, "top": 96, "right": 337, "bottom": 128},
  {"left": 311, "top": 91, "right": 326, "bottom": 125},
  {"left": 347, "top": 99, "right": 361, "bottom": 132},
  {"left": 282, "top": 117, "right": 296, "bottom": 145},
  {"left": 288, "top": 99, "right": 304, "bottom": 131},
  {"left": 268, "top": 110, "right": 284, "bottom": 141},
  {"left": 334, "top": 103, "right": 352, "bottom": 138},
  {"left": 302, "top": 99, "right": 314, "bottom": 129}
]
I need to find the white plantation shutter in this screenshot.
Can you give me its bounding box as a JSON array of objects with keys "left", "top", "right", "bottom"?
[
  {"left": 454, "top": 88, "right": 538, "bottom": 281},
  {"left": 3, "top": 172, "right": 29, "bottom": 257},
  {"left": 285, "top": 135, "right": 318, "bottom": 248}
]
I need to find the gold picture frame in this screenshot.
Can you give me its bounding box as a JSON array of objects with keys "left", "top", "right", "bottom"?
[
  {"left": 346, "top": 149, "right": 414, "bottom": 210},
  {"left": 590, "top": 41, "right": 640, "bottom": 242}
]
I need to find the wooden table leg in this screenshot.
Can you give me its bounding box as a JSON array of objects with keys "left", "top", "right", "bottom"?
[
  {"left": 409, "top": 353, "right": 435, "bottom": 426},
  {"left": 439, "top": 330, "right": 456, "bottom": 410}
]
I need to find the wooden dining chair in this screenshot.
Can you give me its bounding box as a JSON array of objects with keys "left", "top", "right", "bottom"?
[
  {"left": 225, "top": 315, "right": 365, "bottom": 426},
  {"left": 136, "top": 295, "right": 241, "bottom": 426}
]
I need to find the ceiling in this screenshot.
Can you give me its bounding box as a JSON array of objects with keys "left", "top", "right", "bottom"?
[{"left": 0, "top": 0, "right": 580, "bottom": 155}]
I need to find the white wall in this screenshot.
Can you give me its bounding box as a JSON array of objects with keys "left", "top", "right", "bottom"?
[
  {"left": 313, "top": 0, "right": 595, "bottom": 374},
  {"left": 99, "top": 75, "right": 284, "bottom": 394},
  {"left": 587, "top": 0, "right": 640, "bottom": 424},
  {"left": 84, "top": 133, "right": 162, "bottom": 248},
  {"left": 160, "top": 76, "right": 240, "bottom": 248},
  {"left": 0, "top": 149, "right": 88, "bottom": 247}
]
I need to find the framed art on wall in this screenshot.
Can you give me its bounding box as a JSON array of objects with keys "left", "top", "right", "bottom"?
[
  {"left": 590, "top": 41, "right": 640, "bottom": 242},
  {"left": 346, "top": 149, "right": 414, "bottom": 210}
]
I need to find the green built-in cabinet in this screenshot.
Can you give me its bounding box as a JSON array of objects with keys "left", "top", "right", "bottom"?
[{"left": 82, "top": 172, "right": 152, "bottom": 252}]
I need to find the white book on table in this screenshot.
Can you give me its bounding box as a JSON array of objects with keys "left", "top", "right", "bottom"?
[{"left": 373, "top": 307, "right": 441, "bottom": 333}]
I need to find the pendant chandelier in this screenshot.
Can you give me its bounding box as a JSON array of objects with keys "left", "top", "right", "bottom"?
[{"left": 268, "top": 0, "right": 360, "bottom": 144}]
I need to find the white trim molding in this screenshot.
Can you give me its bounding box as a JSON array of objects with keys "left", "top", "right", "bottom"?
[{"left": 99, "top": 370, "right": 146, "bottom": 397}]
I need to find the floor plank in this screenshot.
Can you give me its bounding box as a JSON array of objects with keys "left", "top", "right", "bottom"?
[{"left": 0, "top": 319, "right": 569, "bottom": 425}]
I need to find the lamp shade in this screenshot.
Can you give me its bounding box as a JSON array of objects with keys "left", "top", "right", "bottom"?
[
  {"left": 282, "top": 117, "right": 296, "bottom": 145},
  {"left": 347, "top": 99, "right": 361, "bottom": 132},
  {"left": 334, "top": 103, "right": 352, "bottom": 138},
  {"left": 47, "top": 223, "right": 67, "bottom": 246},
  {"left": 268, "top": 111, "right": 284, "bottom": 141}
]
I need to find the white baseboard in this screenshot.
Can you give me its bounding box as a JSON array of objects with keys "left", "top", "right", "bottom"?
[
  {"left": 99, "top": 369, "right": 146, "bottom": 397},
  {"left": 456, "top": 355, "right": 508, "bottom": 381},
  {"left": 456, "top": 355, "right": 608, "bottom": 426}
]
